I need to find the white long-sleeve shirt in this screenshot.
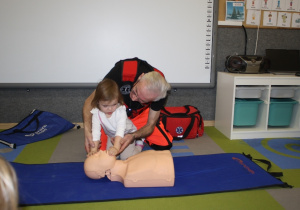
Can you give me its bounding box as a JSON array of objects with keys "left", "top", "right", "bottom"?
[{"left": 91, "top": 105, "right": 136, "bottom": 141}]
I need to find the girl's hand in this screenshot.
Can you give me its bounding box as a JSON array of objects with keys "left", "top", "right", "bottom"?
[
  {"left": 87, "top": 148, "right": 98, "bottom": 157},
  {"left": 108, "top": 146, "right": 119, "bottom": 156}
]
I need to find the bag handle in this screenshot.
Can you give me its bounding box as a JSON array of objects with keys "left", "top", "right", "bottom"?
[
  {"left": 161, "top": 105, "right": 191, "bottom": 116},
  {"left": 7, "top": 110, "right": 43, "bottom": 134}
]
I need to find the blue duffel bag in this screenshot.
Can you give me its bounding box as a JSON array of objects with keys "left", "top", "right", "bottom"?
[{"left": 0, "top": 109, "right": 77, "bottom": 148}]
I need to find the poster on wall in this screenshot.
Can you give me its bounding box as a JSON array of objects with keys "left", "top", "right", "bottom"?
[
  {"left": 291, "top": 12, "right": 300, "bottom": 27},
  {"left": 261, "top": 0, "right": 273, "bottom": 10},
  {"left": 286, "top": 0, "right": 298, "bottom": 11},
  {"left": 277, "top": 11, "right": 292, "bottom": 26},
  {"left": 263, "top": 11, "right": 278, "bottom": 26},
  {"left": 226, "top": 1, "right": 245, "bottom": 21},
  {"left": 246, "top": 9, "right": 262, "bottom": 25},
  {"left": 246, "top": 0, "right": 262, "bottom": 9},
  {"left": 272, "top": 0, "right": 287, "bottom": 11}
]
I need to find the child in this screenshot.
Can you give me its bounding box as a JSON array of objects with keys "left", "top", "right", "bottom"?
[
  {"left": 88, "top": 78, "right": 143, "bottom": 160},
  {"left": 0, "top": 156, "right": 19, "bottom": 210}
]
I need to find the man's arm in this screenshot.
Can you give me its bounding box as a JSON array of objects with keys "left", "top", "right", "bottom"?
[
  {"left": 83, "top": 90, "right": 96, "bottom": 153},
  {"left": 119, "top": 108, "right": 160, "bottom": 153}
]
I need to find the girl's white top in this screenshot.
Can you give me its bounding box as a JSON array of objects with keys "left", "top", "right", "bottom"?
[{"left": 91, "top": 105, "right": 136, "bottom": 141}]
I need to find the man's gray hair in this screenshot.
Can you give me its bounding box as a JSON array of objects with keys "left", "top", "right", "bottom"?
[{"left": 140, "top": 71, "right": 171, "bottom": 101}]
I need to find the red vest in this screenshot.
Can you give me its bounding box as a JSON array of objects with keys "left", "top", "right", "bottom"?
[{"left": 122, "top": 60, "right": 164, "bottom": 119}]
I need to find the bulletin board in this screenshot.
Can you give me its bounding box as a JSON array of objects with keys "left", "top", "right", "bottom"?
[{"left": 218, "top": 0, "right": 300, "bottom": 29}]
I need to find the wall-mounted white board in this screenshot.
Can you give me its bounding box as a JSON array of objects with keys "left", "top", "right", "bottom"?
[{"left": 0, "top": 0, "right": 216, "bottom": 88}]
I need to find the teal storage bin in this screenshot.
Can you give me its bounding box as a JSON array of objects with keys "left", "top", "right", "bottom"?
[
  {"left": 233, "top": 99, "right": 263, "bottom": 126},
  {"left": 268, "top": 98, "right": 298, "bottom": 127}
]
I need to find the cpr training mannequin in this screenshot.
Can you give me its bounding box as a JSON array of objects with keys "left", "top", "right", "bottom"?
[{"left": 84, "top": 150, "right": 175, "bottom": 187}]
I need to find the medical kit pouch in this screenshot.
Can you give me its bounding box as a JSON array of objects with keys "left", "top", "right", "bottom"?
[
  {"left": 160, "top": 105, "right": 204, "bottom": 140},
  {"left": 0, "top": 109, "right": 76, "bottom": 148}
]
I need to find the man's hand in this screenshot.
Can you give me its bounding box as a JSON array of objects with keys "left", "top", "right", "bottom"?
[
  {"left": 117, "top": 109, "right": 160, "bottom": 153},
  {"left": 84, "top": 130, "right": 95, "bottom": 153},
  {"left": 83, "top": 90, "right": 96, "bottom": 153},
  {"left": 118, "top": 133, "right": 135, "bottom": 153},
  {"left": 87, "top": 147, "right": 97, "bottom": 157}
]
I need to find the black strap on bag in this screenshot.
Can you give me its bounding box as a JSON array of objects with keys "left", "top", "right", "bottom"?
[
  {"left": 243, "top": 153, "right": 293, "bottom": 188},
  {"left": 6, "top": 110, "right": 43, "bottom": 135},
  {"left": 171, "top": 116, "right": 195, "bottom": 140},
  {"left": 161, "top": 105, "right": 198, "bottom": 140},
  {"left": 243, "top": 153, "right": 272, "bottom": 171},
  {"left": 161, "top": 105, "right": 194, "bottom": 116},
  {"left": 0, "top": 110, "right": 42, "bottom": 149}
]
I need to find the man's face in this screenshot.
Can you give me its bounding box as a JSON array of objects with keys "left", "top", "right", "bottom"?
[{"left": 130, "top": 80, "right": 159, "bottom": 105}]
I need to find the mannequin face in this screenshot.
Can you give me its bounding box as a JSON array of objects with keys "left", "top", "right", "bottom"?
[{"left": 84, "top": 150, "right": 116, "bottom": 179}]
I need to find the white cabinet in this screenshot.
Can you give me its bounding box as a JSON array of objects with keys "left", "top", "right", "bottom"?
[{"left": 215, "top": 72, "right": 300, "bottom": 140}]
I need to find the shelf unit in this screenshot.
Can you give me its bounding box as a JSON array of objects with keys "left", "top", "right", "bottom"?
[{"left": 215, "top": 72, "right": 300, "bottom": 140}]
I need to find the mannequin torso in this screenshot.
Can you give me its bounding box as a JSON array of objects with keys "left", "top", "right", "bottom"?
[{"left": 84, "top": 150, "right": 175, "bottom": 187}]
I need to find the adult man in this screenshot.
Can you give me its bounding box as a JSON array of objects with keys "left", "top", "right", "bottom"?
[{"left": 83, "top": 57, "right": 173, "bottom": 154}]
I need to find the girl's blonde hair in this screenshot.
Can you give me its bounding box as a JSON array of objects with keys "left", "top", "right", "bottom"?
[
  {"left": 0, "top": 156, "right": 18, "bottom": 210},
  {"left": 91, "top": 79, "right": 124, "bottom": 108}
]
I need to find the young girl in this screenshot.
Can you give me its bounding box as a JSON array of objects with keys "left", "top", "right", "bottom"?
[
  {"left": 0, "top": 156, "right": 19, "bottom": 210},
  {"left": 88, "top": 78, "right": 143, "bottom": 160}
]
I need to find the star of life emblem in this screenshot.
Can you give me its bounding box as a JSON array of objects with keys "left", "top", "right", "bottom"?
[
  {"left": 176, "top": 126, "right": 184, "bottom": 134},
  {"left": 120, "top": 84, "right": 131, "bottom": 95}
]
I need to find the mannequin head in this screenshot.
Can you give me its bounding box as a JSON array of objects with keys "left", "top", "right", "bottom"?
[{"left": 84, "top": 150, "right": 116, "bottom": 179}]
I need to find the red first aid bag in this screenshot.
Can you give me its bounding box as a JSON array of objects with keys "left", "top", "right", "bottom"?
[{"left": 160, "top": 105, "right": 204, "bottom": 140}]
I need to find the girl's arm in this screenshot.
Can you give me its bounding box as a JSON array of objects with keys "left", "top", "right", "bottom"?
[
  {"left": 109, "top": 106, "right": 127, "bottom": 156},
  {"left": 108, "top": 136, "right": 122, "bottom": 156}
]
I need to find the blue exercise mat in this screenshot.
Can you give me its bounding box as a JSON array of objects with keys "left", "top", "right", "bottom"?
[{"left": 12, "top": 153, "right": 288, "bottom": 206}]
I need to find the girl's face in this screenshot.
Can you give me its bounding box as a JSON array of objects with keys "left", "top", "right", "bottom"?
[{"left": 98, "top": 98, "right": 118, "bottom": 116}]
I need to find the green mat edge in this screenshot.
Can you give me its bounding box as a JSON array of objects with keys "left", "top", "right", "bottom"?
[{"left": 14, "top": 135, "right": 62, "bottom": 164}]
